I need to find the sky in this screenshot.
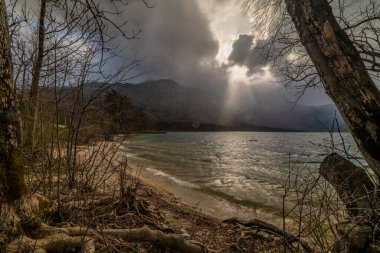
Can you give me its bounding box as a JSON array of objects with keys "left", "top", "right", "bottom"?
[
  {"left": 12, "top": 0, "right": 379, "bottom": 130},
  {"left": 16, "top": 0, "right": 333, "bottom": 109},
  {"left": 117, "top": 0, "right": 333, "bottom": 107}
]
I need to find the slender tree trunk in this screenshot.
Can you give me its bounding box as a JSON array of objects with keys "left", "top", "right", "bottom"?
[
  {"left": 0, "top": 0, "right": 25, "bottom": 202},
  {"left": 284, "top": 0, "right": 380, "bottom": 178},
  {"left": 29, "top": 0, "right": 47, "bottom": 144}
]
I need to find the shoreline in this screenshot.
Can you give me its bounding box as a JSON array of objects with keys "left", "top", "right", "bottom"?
[
  {"left": 124, "top": 163, "right": 284, "bottom": 252},
  {"left": 123, "top": 152, "right": 291, "bottom": 230},
  {"left": 74, "top": 141, "right": 304, "bottom": 251}
]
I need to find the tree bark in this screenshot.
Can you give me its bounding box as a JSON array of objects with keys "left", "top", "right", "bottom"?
[
  {"left": 0, "top": 0, "right": 25, "bottom": 202},
  {"left": 284, "top": 0, "right": 380, "bottom": 178},
  {"left": 319, "top": 153, "right": 376, "bottom": 217},
  {"left": 29, "top": 0, "right": 47, "bottom": 144}
]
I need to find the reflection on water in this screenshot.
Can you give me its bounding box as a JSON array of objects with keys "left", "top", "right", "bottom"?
[{"left": 123, "top": 132, "right": 363, "bottom": 214}]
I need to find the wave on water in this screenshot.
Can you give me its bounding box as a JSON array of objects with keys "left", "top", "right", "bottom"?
[
  {"left": 145, "top": 167, "right": 200, "bottom": 189},
  {"left": 125, "top": 132, "right": 361, "bottom": 216},
  {"left": 118, "top": 150, "right": 137, "bottom": 159}
]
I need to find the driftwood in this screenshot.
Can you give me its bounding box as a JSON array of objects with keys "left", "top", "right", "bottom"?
[
  {"left": 7, "top": 223, "right": 212, "bottom": 253},
  {"left": 319, "top": 153, "right": 377, "bottom": 217},
  {"left": 223, "top": 217, "right": 313, "bottom": 253}
]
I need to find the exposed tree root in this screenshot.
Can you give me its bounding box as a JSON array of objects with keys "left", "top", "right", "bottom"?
[
  {"left": 3, "top": 192, "right": 216, "bottom": 253},
  {"left": 7, "top": 223, "right": 214, "bottom": 253},
  {"left": 2, "top": 170, "right": 284, "bottom": 253},
  {"left": 223, "top": 217, "right": 313, "bottom": 253},
  {"left": 6, "top": 233, "right": 95, "bottom": 253},
  {"left": 60, "top": 196, "right": 115, "bottom": 211}
]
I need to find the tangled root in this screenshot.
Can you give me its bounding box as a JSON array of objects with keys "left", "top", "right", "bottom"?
[{"left": 7, "top": 223, "right": 212, "bottom": 253}]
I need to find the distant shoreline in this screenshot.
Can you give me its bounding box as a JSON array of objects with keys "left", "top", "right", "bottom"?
[
  {"left": 143, "top": 121, "right": 309, "bottom": 132},
  {"left": 131, "top": 129, "right": 348, "bottom": 134}
]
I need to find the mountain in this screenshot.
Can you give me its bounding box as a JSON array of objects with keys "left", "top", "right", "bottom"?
[
  {"left": 85, "top": 79, "right": 346, "bottom": 131},
  {"left": 241, "top": 104, "right": 346, "bottom": 131},
  {"left": 107, "top": 79, "right": 227, "bottom": 125}
]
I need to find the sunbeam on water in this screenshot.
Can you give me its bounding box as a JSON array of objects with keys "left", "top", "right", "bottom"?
[{"left": 122, "top": 132, "right": 364, "bottom": 218}]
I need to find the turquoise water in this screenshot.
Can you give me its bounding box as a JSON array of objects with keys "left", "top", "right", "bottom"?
[{"left": 122, "top": 132, "right": 364, "bottom": 213}]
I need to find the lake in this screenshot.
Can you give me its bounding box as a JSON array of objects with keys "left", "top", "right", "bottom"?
[{"left": 121, "top": 132, "right": 364, "bottom": 219}]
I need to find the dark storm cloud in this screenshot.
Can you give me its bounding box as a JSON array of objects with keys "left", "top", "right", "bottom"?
[
  {"left": 119, "top": 0, "right": 229, "bottom": 90},
  {"left": 13, "top": 0, "right": 230, "bottom": 89},
  {"left": 228, "top": 34, "right": 268, "bottom": 75},
  {"left": 15, "top": 0, "right": 333, "bottom": 108}
]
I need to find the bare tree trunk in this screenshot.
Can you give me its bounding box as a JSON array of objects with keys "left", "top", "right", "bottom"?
[
  {"left": 284, "top": 0, "right": 380, "bottom": 178},
  {"left": 29, "top": 0, "right": 47, "bottom": 145},
  {"left": 0, "top": 0, "right": 25, "bottom": 202},
  {"left": 319, "top": 153, "right": 376, "bottom": 217}
]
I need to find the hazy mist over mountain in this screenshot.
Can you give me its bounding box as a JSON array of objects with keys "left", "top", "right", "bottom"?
[{"left": 89, "top": 79, "right": 345, "bottom": 131}]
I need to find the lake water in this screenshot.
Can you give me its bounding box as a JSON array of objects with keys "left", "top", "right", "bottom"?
[{"left": 122, "top": 132, "right": 364, "bottom": 218}]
